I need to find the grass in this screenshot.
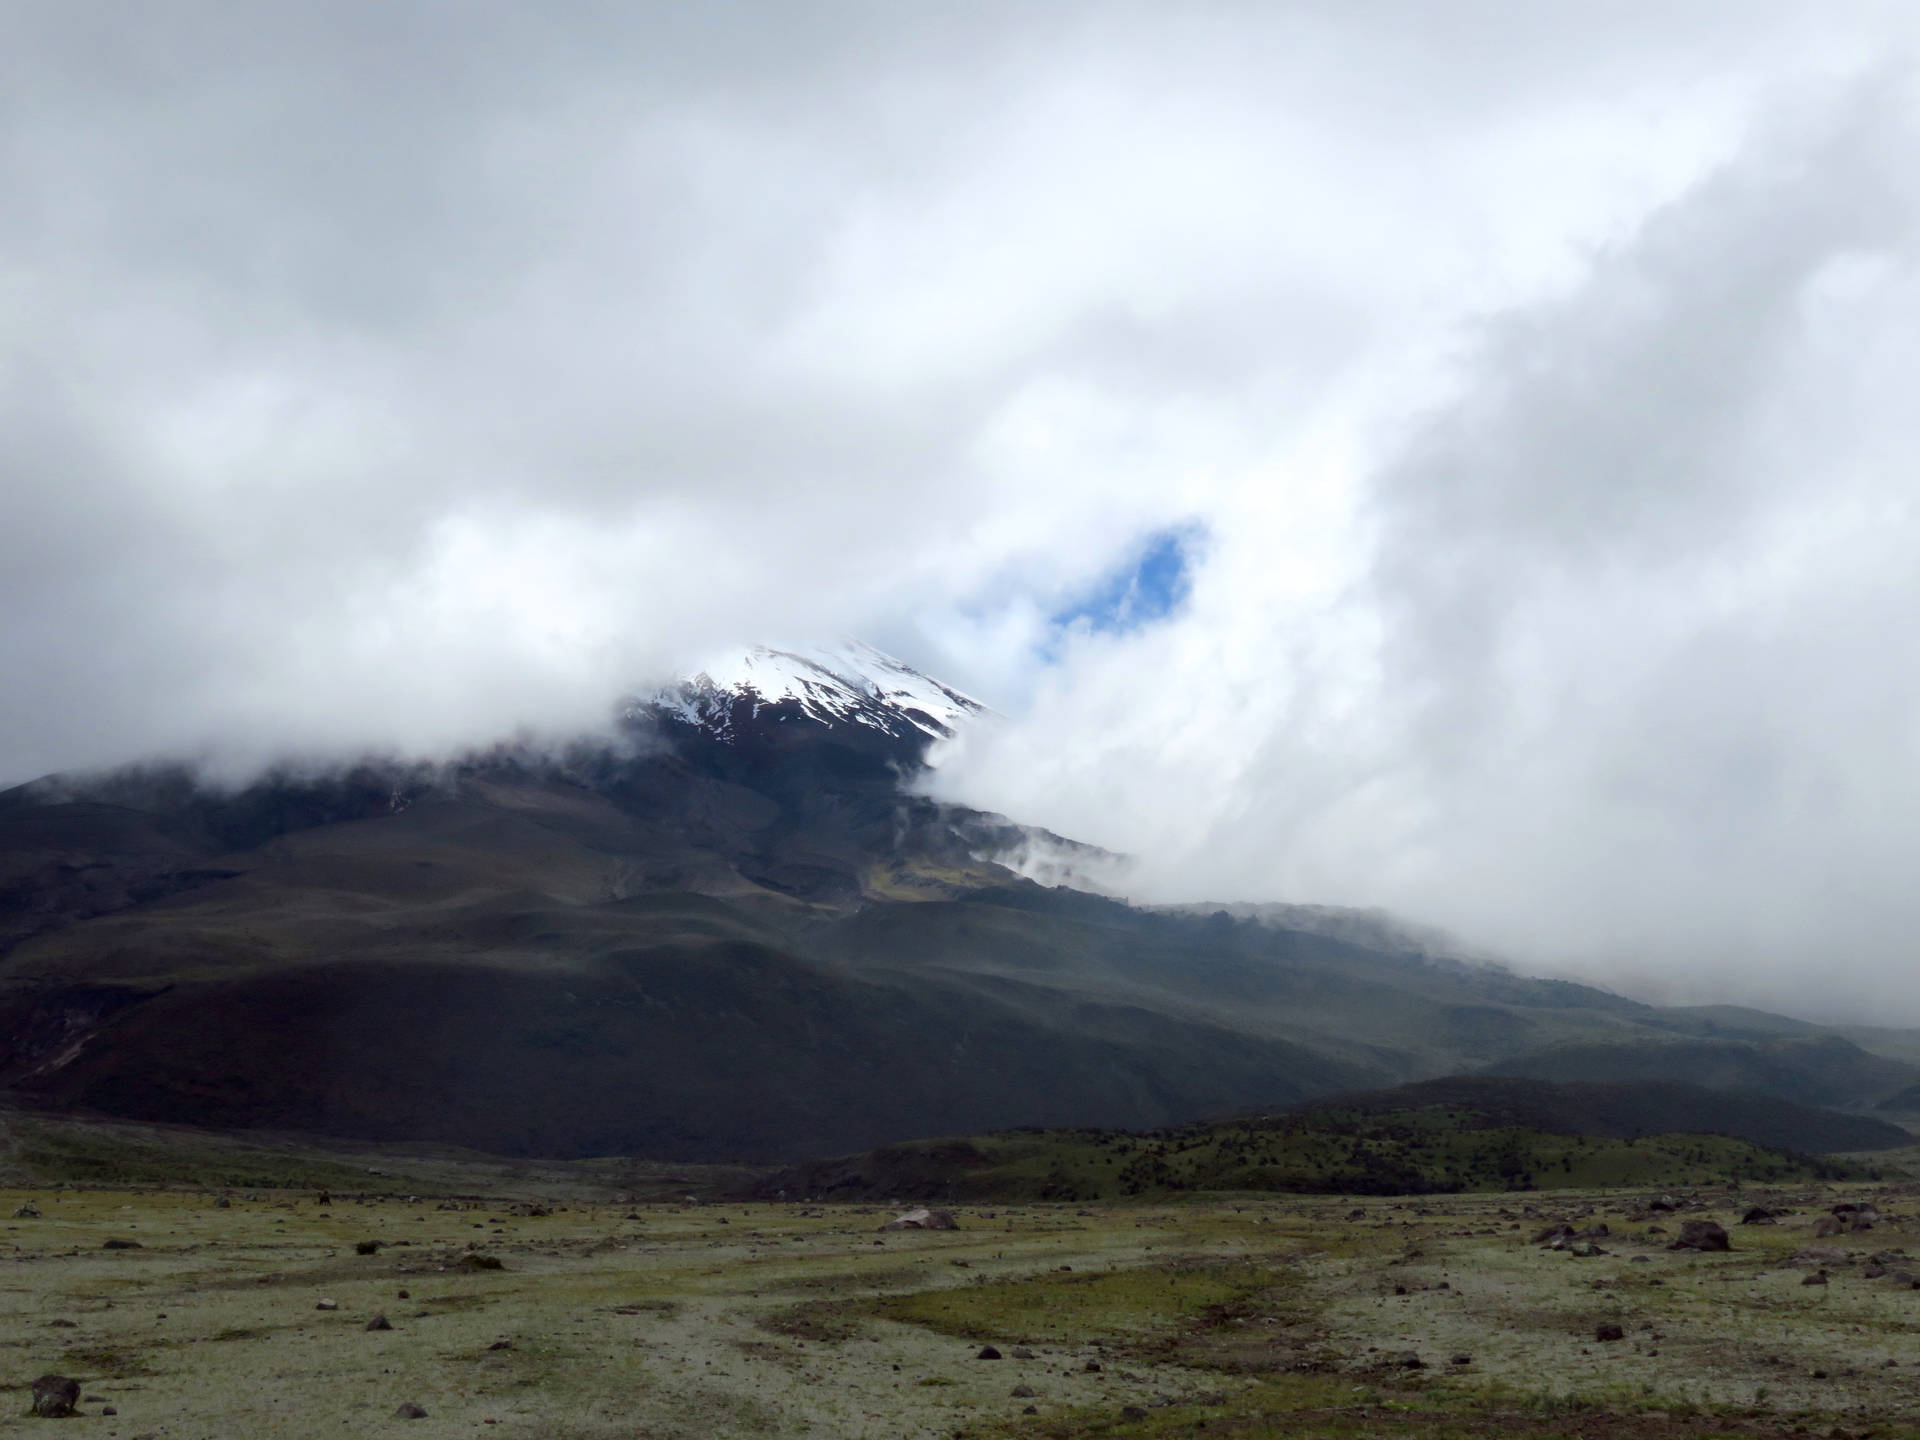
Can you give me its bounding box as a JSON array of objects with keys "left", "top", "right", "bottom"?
[
  {"left": 8, "top": 1175, "right": 1920, "bottom": 1438},
  {"left": 767, "top": 1108, "right": 1864, "bottom": 1204},
  {"left": 874, "top": 1259, "right": 1293, "bottom": 1344}
]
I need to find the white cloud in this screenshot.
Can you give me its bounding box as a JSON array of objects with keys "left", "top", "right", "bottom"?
[{"left": 7, "top": 2, "right": 1920, "bottom": 1017}]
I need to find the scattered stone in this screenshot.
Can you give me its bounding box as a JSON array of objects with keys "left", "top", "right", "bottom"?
[
  {"left": 101, "top": 1238, "right": 142, "bottom": 1250},
  {"left": 365, "top": 1314, "right": 393, "bottom": 1331},
  {"left": 46, "top": 1318, "right": 76, "bottom": 1328},
  {"left": 356, "top": 1240, "right": 382, "bottom": 1255},
  {"left": 1815, "top": 1217, "right": 1845, "bottom": 1239},
  {"left": 394, "top": 1402, "right": 428, "bottom": 1419},
  {"left": 1629, "top": 1256, "right": 1650, "bottom": 1264},
  {"left": 1742, "top": 1206, "right": 1779, "bottom": 1225},
  {"left": 316, "top": 1298, "right": 340, "bottom": 1311},
  {"left": 1011, "top": 1384, "right": 1037, "bottom": 1398},
  {"left": 1804, "top": 1271, "right": 1830, "bottom": 1286},
  {"left": 1596, "top": 1324, "right": 1625, "bottom": 1342},
  {"left": 397, "top": 1290, "right": 411, "bottom": 1300},
  {"left": 1121, "top": 1406, "right": 1149, "bottom": 1420},
  {"left": 458, "top": 1252, "right": 504, "bottom": 1271},
  {"left": 30, "top": 1375, "right": 80, "bottom": 1418},
  {"left": 1084, "top": 1359, "right": 1102, "bottom": 1373},
  {"left": 977, "top": 1345, "right": 1002, "bottom": 1360},
  {"left": 1451, "top": 1354, "right": 1473, "bottom": 1365},
  {"left": 101, "top": 1406, "right": 117, "bottom": 1416},
  {"left": 488, "top": 1340, "right": 513, "bottom": 1351},
  {"left": 1392, "top": 1351, "right": 1425, "bottom": 1369},
  {"left": 12, "top": 1203, "right": 40, "bottom": 1219},
  {"left": 1669, "top": 1220, "right": 1730, "bottom": 1253}
]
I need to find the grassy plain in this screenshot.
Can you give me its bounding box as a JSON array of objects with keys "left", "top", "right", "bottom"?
[{"left": 8, "top": 1169, "right": 1920, "bottom": 1439}]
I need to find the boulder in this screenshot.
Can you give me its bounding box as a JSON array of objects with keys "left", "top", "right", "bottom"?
[
  {"left": 879, "top": 1208, "right": 960, "bottom": 1232},
  {"left": 1595, "top": 1324, "right": 1625, "bottom": 1342},
  {"left": 1669, "top": 1220, "right": 1730, "bottom": 1253},
  {"left": 29, "top": 1375, "right": 79, "bottom": 1418}
]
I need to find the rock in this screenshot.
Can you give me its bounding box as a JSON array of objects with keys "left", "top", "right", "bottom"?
[
  {"left": 365, "top": 1314, "right": 393, "bottom": 1331},
  {"left": 214, "top": 1196, "right": 231, "bottom": 1208},
  {"left": 1451, "top": 1354, "right": 1472, "bottom": 1365},
  {"left": 1803, "top": 1271, "right": 1830, "bottom": 1286},
  {"left": 1648, "top": 1195, "right": 1679, "bottom": 1212},
  {"left": 977, "top": 1345, "right": 1002, "bottom": 1360},
  {"left": 1011, "top": 1346, "right": 1035, "bottom": 1359},
  {"left": 1814, "top": 1217, "right": 1844, "bottom": 1238},
  {"left": 1572, "top": 1243, "right": 1609, "bottom": 1258},
  {"left": 12, "top": 1203, "right": 40, "bottom": 1219},
  {"left": 356, "top": 1240, "right": 382, "bottom": 1255},
  {"left": 1741, "top": 1206, "right": 1778, "bottom": 1225},
  {"left": 1010, "top": 1384, "right": 1037, "bottom": 1398},
  {"left": 316, "top": 1299, "right": 340, "bottom": 1311},
  {"left": 1023, "top": 1405, "right": 1038, "bottom": 1414},
  {"left": 1121, "top": 1406, "right": 1149, "bottom": 1420},
  {"left": 397, "top": 1289, "right": 410, "bottom": 1299},
  {"left": 1534, "top": 1223, "right": 1576, "bottom": 1245},
  {"left": 1596, "top": 1324, "right": 1625, "bottom": 1342},
  {"left": 1392, "top": 1351, "right": 1425, "bottom": 1369},
  {"left": 30, "top": 1375, "right": 80, "bottom": 1418},
  {"left": 488, "top": 1340, "right": 513, "bottom": 1351},
  {"left": 394, "top": 1402, "right": 428, "bottom": 1419},
  {"left": 879, "top": 1208, "right": 960, "bottom": 1232},
  {"left": 1669, "top": 1220, "right": 1730, "bottom": 1253},
  {"left": 101, "top": 1406, "right": 117, "bottom": 1416},
  {"left": 1084, "top": 1359, "right": 1102, "bottom": 1373},
  {"left": 102, "top": 1238, "right": 142, "bottom": 1250},
  {"left": 458, "top": 1252, "right": 504, "bottom": 1270},
  {"left": 1629, "top": 1256, "right": 1650, "bottom": 1264}
]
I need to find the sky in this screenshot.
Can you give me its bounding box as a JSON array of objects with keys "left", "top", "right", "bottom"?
[{"left": 6, "top": 2, "right": 1920, "bottom": 1021}]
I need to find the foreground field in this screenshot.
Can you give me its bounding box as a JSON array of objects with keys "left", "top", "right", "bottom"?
[{"left": 7, "top": 1178, "right": 1920, "bottom": 1439}]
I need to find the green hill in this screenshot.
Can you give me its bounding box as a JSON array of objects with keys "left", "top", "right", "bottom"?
[{"left": 756, "top": 1076, "right": 1892, "bottom": 1202}]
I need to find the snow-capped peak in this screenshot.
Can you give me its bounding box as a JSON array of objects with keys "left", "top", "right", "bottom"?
[{"left": 645, "top": 641, "right": 988, "bottom": 746}]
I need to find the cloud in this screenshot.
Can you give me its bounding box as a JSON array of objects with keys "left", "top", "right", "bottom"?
[{"left": 7, "top": 2, "right": 1920, "bottom": 1018}]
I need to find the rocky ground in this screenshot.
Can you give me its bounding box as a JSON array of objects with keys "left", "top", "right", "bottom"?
[{"left": 5, "top": 1182, "right": 1920, "bottom": 1438}]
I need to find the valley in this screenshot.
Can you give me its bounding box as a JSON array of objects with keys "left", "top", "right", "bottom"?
[{"left": 10, "top": 1165, "right": 1920, "bottom": 1439}]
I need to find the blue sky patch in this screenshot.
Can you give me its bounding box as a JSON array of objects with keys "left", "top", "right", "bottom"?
[{"left": 1048, "top": 523, "right": 1204, "bottom": 645}]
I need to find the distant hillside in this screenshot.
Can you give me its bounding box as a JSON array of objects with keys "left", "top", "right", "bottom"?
[
  {"left": 1877, "top": 1082, "right": 1920, "bottom": 1113},
  {"left": 1482, "top": 1034, "right": 1918, "bottom": 1110},
  {"left": 1301, "top": 1075, "right": 1912, "bottom": 1153},
  {"left": 755, "top": 1076, "right": 1888, "bottom": 1203}
]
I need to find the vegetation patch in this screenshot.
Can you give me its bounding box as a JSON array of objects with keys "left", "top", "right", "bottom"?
[{"left": 875, "top": 1259, "right": 1293, "bottom": 1345}]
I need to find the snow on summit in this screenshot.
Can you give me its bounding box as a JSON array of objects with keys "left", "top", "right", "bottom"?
[{"left": 649, "top": 642, "right": 987, "bottom": 745}]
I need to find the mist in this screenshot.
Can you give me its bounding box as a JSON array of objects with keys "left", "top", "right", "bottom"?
[{"left": 7, "top": 3, "right": 1920, "bottom": 1021}]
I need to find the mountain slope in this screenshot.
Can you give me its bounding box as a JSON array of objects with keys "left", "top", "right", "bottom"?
[
  {"left": 3, "top": 643, "right": 1909, "bottom": 1161},
  {"left": 1482, "top": 1034, "right": 1916, "bottom": 1110}
]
